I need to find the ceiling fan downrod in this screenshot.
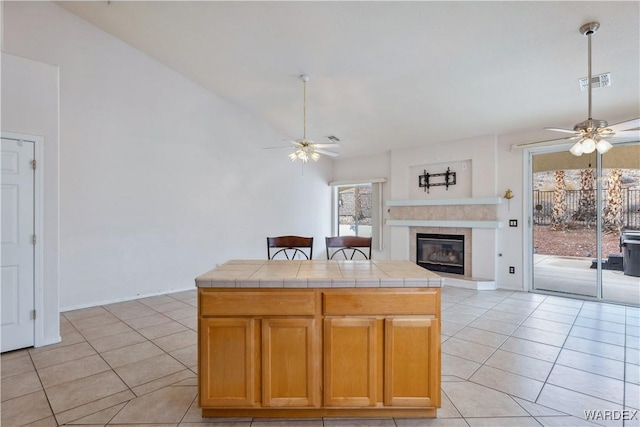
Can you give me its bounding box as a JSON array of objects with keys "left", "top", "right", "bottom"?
[
  {"left": 301, "top": 74, "right": 309, "bottom": 140},
  {"left": 576, "top": 21, "right": 608, "bottom": 131}
]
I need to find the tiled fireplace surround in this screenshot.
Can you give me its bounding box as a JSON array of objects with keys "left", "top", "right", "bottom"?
[{"left": 389, "top": 203, "right": 499, "bottom": 279}]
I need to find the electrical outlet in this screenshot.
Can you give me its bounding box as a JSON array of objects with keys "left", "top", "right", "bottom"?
[
  {"left": 509, "top": 219, "right": 518, "bottom": 227},
  {"left": 509, "top": 266, "right": 515, "bottom": 274}
]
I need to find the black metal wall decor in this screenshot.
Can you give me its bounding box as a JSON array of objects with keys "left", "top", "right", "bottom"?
[{"left": 418, "top": 167, "right": 456, "bottom": 193}]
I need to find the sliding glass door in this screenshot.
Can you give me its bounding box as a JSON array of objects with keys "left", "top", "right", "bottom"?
[
  {"left": 530, "top": 142, "right": 640, "bottom": 305},
  {"left": 601, "top": 143, "right": 640, "bottom": 304},
  {"left": 531, "top": 150, "right": 598, "bottom": 297}
]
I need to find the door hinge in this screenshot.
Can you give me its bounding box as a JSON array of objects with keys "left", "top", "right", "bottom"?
[
  {"left": 31, "top": 159, "right": 36, "bottom": 170},
  {"left": 31, "top": 310, "right": 36, "bottom": 320},
  {"left": 32, "top": 235, "right": 37, "bottom": 245}
]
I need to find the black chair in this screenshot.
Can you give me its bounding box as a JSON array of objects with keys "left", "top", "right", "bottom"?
[
  {"left": 267, "top": 236, "right": 314, "bottom": 260},
  {"left": 325, "top": 236, "right": 372, "bottom": 260}
]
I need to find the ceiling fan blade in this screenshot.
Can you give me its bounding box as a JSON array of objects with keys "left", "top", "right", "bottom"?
[
  {"left": 311, "top": 143, "right": 340, "bottom": 148},
  {"left": 264, "top": 139, "right": 302, "bottom": 150},
  {"left": 610, "top": 130, "right": 640, "bottom": 140},
  {"left": 608, "top": 118, "right": 640, "bottom": 132},
  {"left": 511, "top": 135, "right": 580, "bottom": 150},
  {"left": 545, "top": 127, "right": 580, "bottom": 135},
  {"left": 315, "top": 148, "right": 339, "bottom": 157}
]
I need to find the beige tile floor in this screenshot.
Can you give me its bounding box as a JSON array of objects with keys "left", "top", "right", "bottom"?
[{"left": 1, "top": 287, "right": 639, "bottom": 427}]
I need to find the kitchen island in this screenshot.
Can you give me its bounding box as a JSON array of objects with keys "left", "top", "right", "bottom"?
[{"left": 196, "top": 259, "right": 442, "bottom": 418}]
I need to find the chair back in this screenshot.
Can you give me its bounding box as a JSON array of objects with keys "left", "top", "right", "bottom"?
[
  {"left": 326, "top": 236, "right": 372, "bottom": 260},
  {"left": 267, "top": 236, "right": 314, "bottom": 260}
]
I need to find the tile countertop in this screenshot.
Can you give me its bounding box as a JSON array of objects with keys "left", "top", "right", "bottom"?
[{"left": 195, "top": 259, "right": 443, "bottom": 288}]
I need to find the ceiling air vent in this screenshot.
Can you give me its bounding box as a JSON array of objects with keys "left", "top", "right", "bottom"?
[
  {"left": 579, "top": 72, "right": 611, "bottom": 91},
  {"left": 327, "top": 135, "right": 341, "bottom": 143}
]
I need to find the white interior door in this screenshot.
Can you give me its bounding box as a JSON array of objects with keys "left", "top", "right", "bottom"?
[{"left": 1, "top": 137, "right": 35, "bottom": 352}]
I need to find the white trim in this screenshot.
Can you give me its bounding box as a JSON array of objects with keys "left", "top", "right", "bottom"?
[
  {"left": 375, "top": 182, "right": 384, "bottom": 251},
  {"left": 34, "top": 136, "right": 45, "bottom": 347},
  {"left": 329, "top": 178, "right": 386, "bottom": 186},
  {"left": 1, "top": 131, "right": 45, "bottom": 348},
  {"left": 523, "top": 149, "right": 533, "bottom": 293},
  {"left": 387, "top": 197, "right": 502, "bottom": 207},
  {"left": 331, "top": 186, "right": 339, "bottom": 236},
  {"left": 387, "top": 219, "right": 503, "bottom": 229},
  {"left": 440, "top": 275, "right": 497, "bottom": 290}
]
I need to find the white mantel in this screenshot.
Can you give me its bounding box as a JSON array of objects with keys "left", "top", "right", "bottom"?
[
  {"left": 387, "top": 197, "right": 503, "bottom": 207},
  {"left": 387, "top": 219, "right": 502, "bottom": 229}
]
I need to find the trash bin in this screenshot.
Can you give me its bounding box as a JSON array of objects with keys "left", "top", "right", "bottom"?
[{"left": 621, "top": 230, "right": 640, "bottom": 277}]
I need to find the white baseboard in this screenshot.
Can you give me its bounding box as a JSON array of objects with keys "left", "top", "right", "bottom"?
[
  {"left": 36, "top": 335, "right": 62, "bottom": 348},
  {"left": 440, "top": 273, "right": 497, "bottom": 290}
]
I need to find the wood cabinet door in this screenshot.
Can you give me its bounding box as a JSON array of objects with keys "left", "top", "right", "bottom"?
[
  {"left": 262, "top": 318, "right": 320, "bottom": 407},
  {"left": 199, "top": 317, "right": 255, "bottom": 407},
  {"left": 324, "top": 317, "right": 377, "bottom": 407},
  {"left": 384, "top": 317, "right": 440, "bottom": 407}
]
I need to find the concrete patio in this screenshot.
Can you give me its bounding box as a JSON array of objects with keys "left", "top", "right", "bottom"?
[{"left": 534, "top": 255, "right": 640, "bottom": 305}]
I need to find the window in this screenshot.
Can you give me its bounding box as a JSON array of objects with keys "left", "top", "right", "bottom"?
[
  {"left": 330, "top": 179, "right": 386, "bottom": 251},
  {"left": 337, "top": 184, "right": 372, "bottom": 237}
]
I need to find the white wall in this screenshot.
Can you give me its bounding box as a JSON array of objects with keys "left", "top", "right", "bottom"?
[
  {"left": 495, "top": 129, "right": 538, "bottom": 291},
  {"left": 332, "top": 152, "right": 390, "bottom": 184},
  {"left": 1, "top": 53, "right": 61, "bottom": 346},
  {"left": 390, "top": 135, "right": 498, "bottom": 200},
  {"left": 3, "top": 1, "right": 332, "bottom": 311},
  {"left": 408, "top": 160, "right": 472, "bottom": 200}
]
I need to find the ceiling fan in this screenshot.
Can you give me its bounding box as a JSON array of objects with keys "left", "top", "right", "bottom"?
[
  {"left": 264, "top": 75, "right": 340, "bottom": 163},
  {"left": 514, "top": 22, "right": 639, "bottom": 155}
]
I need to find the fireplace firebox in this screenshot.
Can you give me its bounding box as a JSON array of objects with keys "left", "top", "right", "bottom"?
[{"left": 416, "top": 233, "right": 464, "bottom": 275}]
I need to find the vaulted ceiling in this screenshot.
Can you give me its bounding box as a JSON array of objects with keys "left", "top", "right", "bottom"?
[{"left": 58, "top": 1, "right": 640, "bottom": 158}]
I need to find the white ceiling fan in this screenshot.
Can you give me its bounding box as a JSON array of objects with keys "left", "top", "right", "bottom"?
[
  {"left": 264, "top": 74, "right": 340, "bottom": 163},
  {"left": 514, "top": 22, "right": 639, "bottom": 154}
]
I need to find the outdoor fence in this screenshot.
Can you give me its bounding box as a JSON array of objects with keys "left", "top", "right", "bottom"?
[{"left": 533, "top": 188, "right": 640, "bottom": 229}]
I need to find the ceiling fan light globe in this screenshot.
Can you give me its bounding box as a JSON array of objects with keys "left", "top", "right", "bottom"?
[
  {"left": 570, "top": 141, "right": 584, "bottom": 156},
  {"left": 311, "top": 152, "right": 320, "bottom": 162},
  {"left": 595, "top": 139, "right": 613, "bottom": 154},
  {"left": 581, "top": 137, "right": 596, "bottom": 153}
]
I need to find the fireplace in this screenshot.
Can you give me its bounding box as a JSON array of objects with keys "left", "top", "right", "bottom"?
[{"left": 416, "top": 233, "right": 465, "bottom": 275}]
